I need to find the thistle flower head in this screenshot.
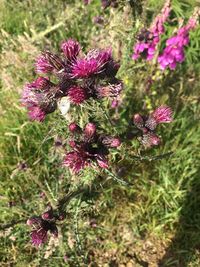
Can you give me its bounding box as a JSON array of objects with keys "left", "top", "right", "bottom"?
[
  {"left": 61, "top": 39, "right": 80, "bottom": 61},
  {"left": 35, "top": 55, "right": 54, "bottom": 74},
  {"left": 68, "top": 86, "right": 88, "bottom": 104},
  {"left": 101, "top": 0, "right": 118, "bottom": 9},
  {"left": 21, "top": 79, "right": 58, "bottom": 121},
  {"left": 84, "top": 123, "right": 96, "bottom": 139},
  {"left": 141, "top": 132, "right": 161, "bottom": 148},
  {"left": 133, "top": 114, "right": 144, "bottom": 130},
  {"left": 27, "top": 106, "right": 46, "bottom": 122},
  {"left": 71, "top": 58, "right": 100, "bottom": 78},
  {"left": 63, "top": 149, "right": 89, "bottom": 174},
  {"left": 63, "top": 123, "right": 120, "bottom": 173},
  {"left": 35, "top": 52, "right": 64, "bottom": 74},
  {"left": 71, "top": 49, "right": 111, "bottom": 78},
  {"left": 101, "top": 136, "right": 121, "bottom": 148},
  {"left": 69, "top": 122, "right": 81, "bottom": 133},
  {"left": 34, "top": 77, "right": 52, "bottom": 90},
  {"left": 151, "top": 106, "right": 173, "bottom": 124},
  {"left": 27, "top": 215, "right": 58, "bottom": 247}
]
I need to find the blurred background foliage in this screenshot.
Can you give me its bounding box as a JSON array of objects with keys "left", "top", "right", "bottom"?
[{"left": 0, "top": 0, "right": 200, "bottom": 266}]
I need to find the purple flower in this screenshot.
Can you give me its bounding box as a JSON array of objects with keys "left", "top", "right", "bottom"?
[
  {"left": 132, "top": 0, "right": 171, "bottom": 61},
  {"left": 151, "top": 106, "right": 173, "bottom": 124},
  {"left": 61, "top": 39, "right": 80, "bottom": 61},
  {"left": 27, "top": 106, "right": 46, "bottom": 122},
  {"left": 27, "top": 215, "right": 58, "bottom": 247},
  {"left": 93, "top": 16, "right": 104, "bottom": 25},
  {"left": 69, "top": 122, "right": 81, "bottom": 133},
  {"left": 63, "top": 149, "right": 90, "bottom": 174},
  {"left": 101, "top": 136, "right": 121, "bottom": 148},
  {"left": 133, "top": 105, "right": 173, "bottom": 148},
  {"left": 140, "top": 132, "right": 161, "bottom": 148},
  {"left": 101, "top": 0, "right": 118, "bottom": 9},
  {"left": 133, "top": 113, "right": 144, "bottom": 130},
  {"left": 71, "top": 58, "right": 101, "bottom": 78},
  {"left": 84, "top": 122, "right": 96, "bottom": 139},
  {"left": 21, "top": 79, "right": 57, "bottom": 121},
  {"left": 158, "top": 33, "right": 188, "bottom": 70},
  {"left": 63, "top": 123, "right": 120, "bottom": 173},
  {"left": 35, "top": 51, "right": 64, "bottom": 74},
  {"left": 68, "top": 86, "right": 88, "bottom": 104},
  {"left": 101, "top": 0, "right": 111, "bottom": 9},
  {"left": 158, "top": 8, "right": 200, "bottom": 70},
  {"left": 35, "top": 55, "right": 54, "bottom": 74},
  {"left": 71, "top": 49, "right": 112, "bottom": 78}
]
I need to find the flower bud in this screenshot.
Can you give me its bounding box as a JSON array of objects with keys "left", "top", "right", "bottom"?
[
  {"left": 133, "top": 114, "right": 144, "bottom": 129},
  {"left": 41, "top": 211, "right": 54, "bottom": 221},
  {"left": 101, "top": 136, "right": 121, "bottom": 148},
  {"left": 61, "top": 39, "right": 80, "bottom": 60},
  {"left": 84, "top": 123, "right": 96, "bottom": 138},
  {"left": 69, "top": 123, "right": 81, "bottom": 133},
  {"left": 96, "top": 156, "right": 108, "bottom": 169}
]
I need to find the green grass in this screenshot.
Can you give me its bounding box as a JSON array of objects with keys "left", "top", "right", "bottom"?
[{"left": 0, "top": 0, "right": 200, "bottom": 266}]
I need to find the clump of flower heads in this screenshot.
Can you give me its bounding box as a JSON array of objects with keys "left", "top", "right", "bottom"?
[
  {"left": 63, "top": 122, "right": 121, "bottom": 173},
  {"left": 133, "top": 106, "right": 173, "bottom": 148},
  {"left": 158, "top": 8, "right": 200, "bottom": 70},
  {"left": 21, "top": 39, "right": 122, "bottom": 121},
  {"left": 27, "top": 206, "right": 59, "bottom": 247},
  {"left": 132, "top": 0, "right": 171, "bottom": 61}
]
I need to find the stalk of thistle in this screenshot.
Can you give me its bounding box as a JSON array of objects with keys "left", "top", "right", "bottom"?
[
  {"left": 158, "top": 7, "right": 200, "bottom": 70},
  {"left": 63, "top": 122, "right": 121, "bottom": 173},
  {"left": 132, "top": 0, "right": 171, "bottom": 61},
  {"left": 133, "top": 106, "right": 173, "bottom": 148},
  {"left": 21, "top": 39, "right": 122, "bottom": 121}
]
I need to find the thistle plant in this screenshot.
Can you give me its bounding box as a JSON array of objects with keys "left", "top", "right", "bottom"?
[{"left": 18, "top": 0, "right": 200, "bottom": 255}]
